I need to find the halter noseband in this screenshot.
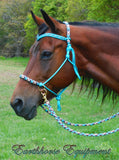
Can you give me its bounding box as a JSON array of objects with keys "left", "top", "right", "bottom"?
[{"left": 20, "top": 22, "right": 81, "bottom": 111}]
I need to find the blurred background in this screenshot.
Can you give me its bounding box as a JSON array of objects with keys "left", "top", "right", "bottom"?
[{"left": 0, "top": 0, "right": 119, "bottom": 57}]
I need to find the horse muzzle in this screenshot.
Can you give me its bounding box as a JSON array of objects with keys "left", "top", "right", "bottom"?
[{"left": 10, "top": 97, "right": 37, "bottom": 120}]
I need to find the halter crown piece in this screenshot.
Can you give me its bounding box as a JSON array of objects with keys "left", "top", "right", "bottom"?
[{"left": 20, "top": 22, "right": 81, "bottom": 111}]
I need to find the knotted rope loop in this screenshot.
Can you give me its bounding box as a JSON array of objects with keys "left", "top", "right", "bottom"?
[
  {"left": 39, "top": 82, "right": 44, "bottom": 87},
  {"left": 56, "top": 95, "right": 61, "bottom": 111}
]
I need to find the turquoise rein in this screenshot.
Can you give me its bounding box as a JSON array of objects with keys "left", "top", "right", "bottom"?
[{"left": 20, "top": 22, "right": 81, "bottom": 111}]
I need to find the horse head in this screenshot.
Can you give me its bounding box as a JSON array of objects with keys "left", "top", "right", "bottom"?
[{"left": 10, "top": 10, "right": 77, "bottom": 120}]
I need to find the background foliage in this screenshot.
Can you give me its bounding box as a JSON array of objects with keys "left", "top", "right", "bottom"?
[
  {"left": 0, "top": 0, "right": 32, "bottom": 57},
  {"left": 0, "top": 0, "right": 119, "bottom": 57}
]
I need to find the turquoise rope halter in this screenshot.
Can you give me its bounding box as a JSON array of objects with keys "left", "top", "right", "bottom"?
[
  {"left": 20, "top": 21, "right": 81, "bottom": 111},
  {"left": 19, "top": 21, "right": 119, "bottom": 136}
]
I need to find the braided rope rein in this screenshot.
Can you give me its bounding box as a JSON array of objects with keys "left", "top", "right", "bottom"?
[{"left": 41, "top": 101, "right": 119, "bottom": 137}]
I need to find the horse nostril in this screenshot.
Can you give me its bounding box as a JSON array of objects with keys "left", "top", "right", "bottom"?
[{"left": 11, "top": 98, "right": 24, "bottom": 115}]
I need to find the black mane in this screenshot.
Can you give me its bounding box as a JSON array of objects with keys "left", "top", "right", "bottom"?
[
  {"left": 69, "top": 21, "right": 119, "bottom": 27},
  {"left": 79, "top": 73, "right": 119, "bottom": 105}
]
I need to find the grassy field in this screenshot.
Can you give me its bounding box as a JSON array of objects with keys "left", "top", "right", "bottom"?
[{"left": 0, "top": 57, "right": 119, "bottom": 160}]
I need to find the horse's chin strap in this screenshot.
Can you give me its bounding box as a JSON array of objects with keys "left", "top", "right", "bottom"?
[{"left": 19, "top": 22, "right": 81, "bottom": 111}]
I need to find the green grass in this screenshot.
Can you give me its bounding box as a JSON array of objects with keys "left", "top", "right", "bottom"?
[{"left": 0, "top": 57, "right": 119, "bottom": 160}]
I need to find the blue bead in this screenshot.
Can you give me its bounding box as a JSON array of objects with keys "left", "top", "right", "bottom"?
[
  {"left": 30, "top": 80, "right": 33, "bottom": 83},
  {"left": 24, "top": 77, "right": 27, "bottom": 80},
  {"left": 39, "top": 82, "right": 43, "bottom": 87}
]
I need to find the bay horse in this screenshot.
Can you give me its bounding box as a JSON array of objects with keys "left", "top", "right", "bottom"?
[{"left": 10, "top": 9, "right": 119, "bottom": 120}]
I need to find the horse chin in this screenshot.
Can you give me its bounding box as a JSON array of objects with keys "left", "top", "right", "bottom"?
[{"left": 23, "top": 106, "right": 37, "bottom": 120}]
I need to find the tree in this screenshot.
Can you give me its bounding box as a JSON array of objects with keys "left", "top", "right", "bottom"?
[
  {"left": 65, "top": 0, "right": 119, "bottom": 22},
  {"left": 0, "top": 0, "right": 8, "bottom": 55},
  {"left": 0, "top": 0, "right": 32, "bottom": 57},
  {"left": 66, "top": 0, "right": 91, "bottom": 21},
  {"left": 88, "top": 0, "right": 119, "bottom": 22}
]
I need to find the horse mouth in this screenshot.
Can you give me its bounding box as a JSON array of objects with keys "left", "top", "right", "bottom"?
[{"left": 23, "top": 106, "right": 37, "bottom": 120}]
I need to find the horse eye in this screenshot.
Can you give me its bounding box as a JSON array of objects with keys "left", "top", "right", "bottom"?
[{"left": 40, "top": 50, "right": 53, "bottom": 60}]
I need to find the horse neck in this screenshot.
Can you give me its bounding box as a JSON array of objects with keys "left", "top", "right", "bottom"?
[{"left": 70, "top": 25, "right": 119, "bottom": 93}]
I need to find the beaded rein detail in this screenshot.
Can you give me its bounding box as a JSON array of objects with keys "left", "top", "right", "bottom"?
[{"left": 40, "top": 89, "right": 119, "bottom": 137}]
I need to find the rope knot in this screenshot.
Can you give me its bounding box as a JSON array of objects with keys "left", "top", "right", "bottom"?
[
  {"left": 56, "top": 95, "right": 61, "bottom": 101},
  {"left": 39, "top": 82, "right": 44, "bottom": 87},
  {"left": 56, "top": 95, "right": 61, "bottom": 111},
  {"left": 67, "top": 43, "right": 72, "bottom": 50}
]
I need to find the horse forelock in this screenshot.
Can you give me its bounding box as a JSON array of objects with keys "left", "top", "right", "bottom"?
[
  {"left": 30, "top": 23, "right": 49, "bottom": 56},
  {"left": 38, "top": 23, "right": 49, "bottom": 35}
]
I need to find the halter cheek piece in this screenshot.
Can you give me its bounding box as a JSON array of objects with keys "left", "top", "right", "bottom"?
[{"left": 20, "top": 22, "right": 81, "bottom": 111}]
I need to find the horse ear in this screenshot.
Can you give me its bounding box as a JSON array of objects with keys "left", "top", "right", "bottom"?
[
  {"left": 40, "top": 9, "right": 60, "bottom": 33},
  {"left": 31, "top": 10, "right": 44, "bottom": 26}
]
